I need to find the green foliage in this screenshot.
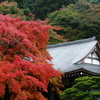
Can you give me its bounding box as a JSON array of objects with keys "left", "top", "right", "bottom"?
[
  {"left": 48, "top": 29, "right": 66, "bottom": 45},
  {"left": 61, "top": 76, "right": 100, "bottom": 100},
  {"left": 48, "top": 9, "right": 79, "bottom": 40},
  {"left": 48, "top": 0, "right": 100, "bottom": 42},
  {"left": 1, "top": 0, "right": 100, "bottom": 20},
  {"left": 86, "top": 0, "right": 99, "bottom": 4},
  {"left": 24, "top": 8, "right": 30, "bottom": 15},
  {"left": 0, "top": 0, "right": 35, "bottom": 10},
  {"left": 0, "top": 1, "right": 34, "bottom": 21},
  {"left": 32, "top": 0, "right": 79, "bottom": 20},
  {"left": 0, "top": 1, "right": 27, "bottom": 20},
  {"left": 0, "top": 0, "right": 79, "bottom": 20},
  {"left": 48, "top": 9, "right": 78, "bottom": 27},
  {"left": 68, "top": 0, "right": 92, "bottom": 12}
]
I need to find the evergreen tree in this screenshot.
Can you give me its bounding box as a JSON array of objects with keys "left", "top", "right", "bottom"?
[
  {"left": 61, "top": 76, "right": 100, "bottom": 100},
  {"left": 32, "top": 0, "right": 78, "bottom": 20},
  {"left": 48, "top": 0, "right": 100, "bottom": 42}
]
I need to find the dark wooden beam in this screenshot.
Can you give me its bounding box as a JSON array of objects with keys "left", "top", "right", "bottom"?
[{"left": 95, "top": 43, "right": 100, "bottom": 59}]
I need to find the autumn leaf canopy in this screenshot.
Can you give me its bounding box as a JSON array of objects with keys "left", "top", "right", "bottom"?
[{"left": 0, "top": 14, "right": 63, "bottom": 100}]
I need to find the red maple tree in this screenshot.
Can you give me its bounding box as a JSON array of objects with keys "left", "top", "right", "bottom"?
[{"left": 0, "top": 14, "right": 63, "bottom": 100}]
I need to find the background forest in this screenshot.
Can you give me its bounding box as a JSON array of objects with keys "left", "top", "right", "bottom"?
[
  {"left": 1, "top": 0, "right": 100, "bottom": 44},
  {"left": 0, "top": 0, "right": 100, "bottom": 100}
]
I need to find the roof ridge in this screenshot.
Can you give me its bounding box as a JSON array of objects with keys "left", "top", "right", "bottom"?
[{"left": 47, "top": 36, "right": 96, "bottom": 48}]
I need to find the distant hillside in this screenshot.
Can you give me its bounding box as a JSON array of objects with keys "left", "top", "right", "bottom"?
[{"left": 48, "top": 0, "right": 100, "bottom": 43}]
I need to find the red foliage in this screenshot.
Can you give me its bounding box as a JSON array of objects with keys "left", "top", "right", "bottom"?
[{"left": 0, "top": 14, "right": 63, "bottom": 100}]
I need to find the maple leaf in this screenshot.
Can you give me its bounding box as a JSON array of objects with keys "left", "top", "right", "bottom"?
[{"left": 0, "top": 14, "right": 63, "bottom": 100}]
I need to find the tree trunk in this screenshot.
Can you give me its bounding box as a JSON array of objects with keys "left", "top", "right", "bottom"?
[{"left": 4, "top": 85, "right": 10, "bottom": 100}]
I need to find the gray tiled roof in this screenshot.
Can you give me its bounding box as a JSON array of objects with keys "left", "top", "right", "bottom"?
[{"left": 47, "top": 37, "right": 100, "bottom": 75}]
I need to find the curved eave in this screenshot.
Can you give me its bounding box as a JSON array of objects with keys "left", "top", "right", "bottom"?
[{"left": 64, "top": 68, "right": 100, "bottom": 76}]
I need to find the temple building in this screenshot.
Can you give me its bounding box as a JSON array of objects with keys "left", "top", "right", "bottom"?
[{"left": 47, "top": 36, "right": 100, "bottom": 100}]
